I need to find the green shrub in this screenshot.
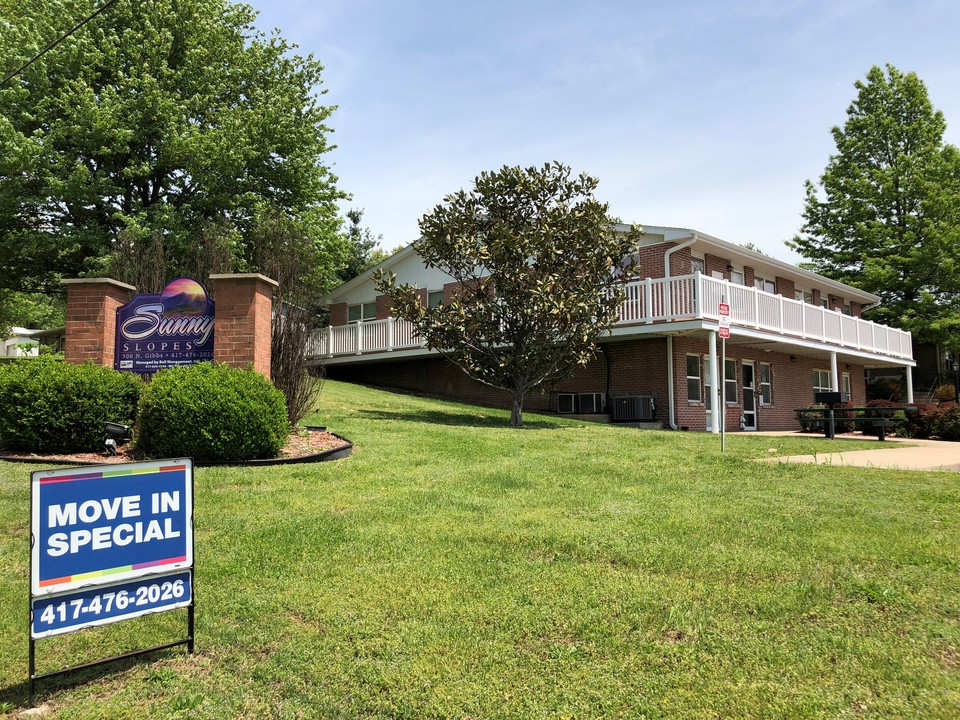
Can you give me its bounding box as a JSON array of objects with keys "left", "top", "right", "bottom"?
[
  {"left": 930, "top": 402, "right": 960, "bottom": 441},
  {"left": 0, "top": 357, "right": 141, "bottom": 453},
  {"left": 137, "top": 363, "right": 290, "bottom": 461},
  {"left": 859, "top": 399, "right": 904, "bottom": 436},
  {"left": 796, "top": 402, "right": 855, "bottom": 433}
]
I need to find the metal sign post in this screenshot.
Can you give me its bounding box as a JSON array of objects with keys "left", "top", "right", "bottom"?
[
  {"left": 28, "top": 459, "right": 195, "bottom": 704},
  {"left": 719, "top": 302, "right": 730, "bottom": 452}
]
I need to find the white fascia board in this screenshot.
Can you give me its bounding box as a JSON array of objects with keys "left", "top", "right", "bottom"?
[
  {"left": 619, "top": 223, "right": 879, "bottom": 305},
  {"left": 320, "top": 241, "right": 420, "bottom": 306}
]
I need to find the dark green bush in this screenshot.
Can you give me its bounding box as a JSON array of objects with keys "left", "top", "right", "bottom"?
[
  {"left": 0, "top": 357, "right": 141, "bottom": 453},
  {"left": 859, "top": 399, "right": 904, "bottom": 436},
  {"left": 137, "top": 363, "right": 290, "bottom": 461},
  {"left": 930, "top": 402, "right": 960, "bottom": 441},
  {"left": 796, "top": 402, "right": 855, "bottom": 433}
]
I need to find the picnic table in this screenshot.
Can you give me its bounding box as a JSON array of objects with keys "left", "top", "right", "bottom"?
[{"left": 794, "top": 404, "right": 917, "bottom": 441}]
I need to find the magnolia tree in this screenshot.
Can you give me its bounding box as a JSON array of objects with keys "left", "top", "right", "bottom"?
[{"left": 375, "top": 162, "right": 641, "bottom": 426}]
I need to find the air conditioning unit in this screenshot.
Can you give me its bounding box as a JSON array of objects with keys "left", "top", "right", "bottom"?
[{"left": 611, "top": 395, "right": 656, "bottom": 422}]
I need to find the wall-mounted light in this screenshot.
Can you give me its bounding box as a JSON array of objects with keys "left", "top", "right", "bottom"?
[
  {"left": 790, "top": 355, "right": 797, "bottom": 363},
  {"left": 726, "top": 264, "right": 734, "bottom": 272}
]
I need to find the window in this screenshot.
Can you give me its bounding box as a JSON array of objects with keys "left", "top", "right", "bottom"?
[
  {"left": 348, "top": 302, "right": 377, "bottom": 323},
  {"left": 820, "top": 297, "right": 828, "bottom": 308},
  {"left": 730, "top": 269, "right": 745, "bottom": 285},
  {"left": 557, "top": 392, "right": 605, "bottom": 414},
  {"left": 754, "top": 276, "right": 776, "bottom": 294},
  {"left": 794, "top": 289, "right": 813, "bottom": 304},
  {"left": 842, "top": 303, "right": 852, "bottom": 316},
  {"left": 759, "top": 363, "right": 773, "bottom": 405},
  {"left": 687, "top": 355, "right": 701, "bottom": 402},
  {"left": 725, "top": 359, "right": 737, "bottom": 403},
  {"left": 428, "top": 290, "right": 444, "bottom": 309},
  {"left": 812, "top": 369, "right": 832, "bottom": 394},
  {"left": 691, "top": 257, "right": 705, "bottom": 275}
]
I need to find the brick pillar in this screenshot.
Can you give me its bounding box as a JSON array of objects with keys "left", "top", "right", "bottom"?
[
  {"left": 209, "top": 273, "right": 278, "bottom": 377},
  {"left": 61, "top": 278, "right": 136, "bottom": 368}
]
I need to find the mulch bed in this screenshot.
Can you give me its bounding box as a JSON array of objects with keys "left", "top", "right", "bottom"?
[{"left": 0, "top": 427, "right": 350, "bottom": 466}]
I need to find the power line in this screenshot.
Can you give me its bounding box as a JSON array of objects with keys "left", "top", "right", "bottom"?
[{"left": 0, "top": 0, "right": 123, "bottom": 88}]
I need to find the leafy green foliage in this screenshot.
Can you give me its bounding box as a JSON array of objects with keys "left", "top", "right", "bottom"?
[
  {"left": 0, "top": 0, "right": 345, "bottom": 294},
  {"left": 0, "top": 357, "right": 140, "bottom": 452},
  {"left": 137, "top": 362, "right": 290, "bottom": 461},
  {"left": 790, "top": 65, "right": 960, "bottom": 346},
  {"left": 337, "top": 208, "right": 385, "bottom": 283},
  {"left": 375, "top": 162, "right": 641, "bottom": 425}
]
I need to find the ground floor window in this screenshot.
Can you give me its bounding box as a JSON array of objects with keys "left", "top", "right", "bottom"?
[
  {"left": 687, "top": 355, "right": 701, "bottom": 402},
  {"left": 428, "top": 290, "right": 444, "bottom": 308},
  {"left": 812, "top": 369, "right": 832, "bottom": 395},
  {"left": 725, "top": 359, "right": 737, "bottom": 403},
  {"left": 759, "top": 362, "right": 773, "bottom": 405}
]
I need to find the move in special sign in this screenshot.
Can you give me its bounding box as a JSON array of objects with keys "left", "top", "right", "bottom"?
[
  {"left": 115, "top": 277, "right": 215, "bottom": 374},
  {"left": 31, "top": 460, "right": 193, "bottom": 597}
]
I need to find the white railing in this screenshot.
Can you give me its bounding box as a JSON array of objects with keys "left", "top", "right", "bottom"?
[{"left": 311, "top": 273, "right": 914, "bottom": 363}]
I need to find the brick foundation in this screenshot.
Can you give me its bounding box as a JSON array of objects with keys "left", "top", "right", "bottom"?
[{"left": 326, "top": 333, "right": 867, "bottom": 432}]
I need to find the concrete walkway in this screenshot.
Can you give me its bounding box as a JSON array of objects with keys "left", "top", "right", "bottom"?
[{"left": 757, "top": 433, "right": 960, "bottom": 472}]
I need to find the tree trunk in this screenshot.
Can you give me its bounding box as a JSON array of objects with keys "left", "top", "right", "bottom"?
[{"left": 510, "top": 394, "right": 524, "bottom": 426}]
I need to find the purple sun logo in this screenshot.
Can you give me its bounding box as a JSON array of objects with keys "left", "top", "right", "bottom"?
[{"left": 160, "top": 278, "right": 208, "bottom": 316}]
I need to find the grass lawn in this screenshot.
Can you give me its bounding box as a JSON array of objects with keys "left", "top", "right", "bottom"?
[{"left": 1, "top": 380, "right": 959, "bottom": 719}]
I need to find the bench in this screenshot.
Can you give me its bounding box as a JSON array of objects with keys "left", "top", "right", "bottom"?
[{"left": 797, "top": 406, "right": 916, "bottom": 441}]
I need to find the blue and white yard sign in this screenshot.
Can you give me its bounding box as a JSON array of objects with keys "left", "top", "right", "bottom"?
[{"left": 30, "top": 459, "right": 194, "bottom": 638}]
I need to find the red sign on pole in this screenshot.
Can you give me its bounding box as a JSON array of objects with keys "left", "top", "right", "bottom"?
[{"left": 718, "top": 302, "right": 731, "bottom": 338}]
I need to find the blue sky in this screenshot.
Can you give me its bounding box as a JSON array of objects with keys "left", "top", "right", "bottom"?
[{"left": 249, "top": 0, "right": 960, "bottom": 263}]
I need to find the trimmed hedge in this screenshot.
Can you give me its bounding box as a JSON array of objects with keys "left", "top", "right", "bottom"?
[
  {"left": 137, "top": 363, "right": 290, "bottom": 462},
  {"left": 0, "top": 357, "right": 141, "bottom": 453}
]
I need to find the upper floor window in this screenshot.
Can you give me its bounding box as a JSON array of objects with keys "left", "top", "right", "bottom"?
[
  {"left": 794, "top": 289, "right": 813, "bottom": 304},
  {"left": 730, "top": 269, "right": 745, "bottom": 285},
  {"left": 754, "top": 276, "right": 776, "bottom": 294},
  {"left": 348, "top": 302, "right": 377, "bottom": 323},
  {"left": 842, "top": 303, "right": 852, "bottom": 316},
  {"left": 428, "top": 290, "right": 444, "bottom": 309}
]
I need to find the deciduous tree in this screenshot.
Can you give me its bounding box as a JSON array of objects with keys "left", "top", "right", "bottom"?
[
  {"left": 375, "top": 162, "right": 641, "bottom": 426},
  {"left": 0, "top": 0, "right": 345, "bottom": 294},
  {"left": 789, "top": 64, "right": 960, "bottom": 346}
]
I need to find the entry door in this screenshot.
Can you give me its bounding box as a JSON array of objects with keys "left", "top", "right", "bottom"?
[{"left": 742, "top": 362, "right": 757, "bottom": 431}]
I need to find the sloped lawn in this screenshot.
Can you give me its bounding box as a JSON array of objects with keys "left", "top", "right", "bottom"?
[{"left": 1, "top": 381, "right": 958, "bottom": 718}]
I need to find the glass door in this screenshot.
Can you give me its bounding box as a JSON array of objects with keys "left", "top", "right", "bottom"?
[{"left": 742, "top": 361, "right": 757, "bottom": 431}]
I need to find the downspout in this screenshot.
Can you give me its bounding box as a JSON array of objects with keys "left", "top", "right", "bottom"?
[
  {"left": 664, "top": 235, "right": 697, "bottom": 278},
  {"left": 664, "top": 235, "right": 698, "bottom": 429},
  {"left": 667, "top": 335, "right": 678, "bottom": 429}
]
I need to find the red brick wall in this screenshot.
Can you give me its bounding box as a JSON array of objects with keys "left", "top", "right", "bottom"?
[
  {"left": 776, "top": 276, "right": 795, "bottom": 299},
  {"left": 705, "top": 253, "right": 730, "bottom": 279},
  {"left": 376, "top": 294, "right": 394, "bottom": 319},
  {"left": 638, "top": 246, "right": 665, "bottom": 279},
  {"left": 209, "top": 274, "right": 277, "bottom": 377},
  {"left": 63, "top": 279, "right": 136, "bottom": 368},
  {"left": 329, "top": 303, "right": 348, "bottom": 326}
]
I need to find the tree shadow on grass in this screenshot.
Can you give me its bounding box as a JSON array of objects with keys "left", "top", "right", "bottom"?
[{"left": 353, "top": 408, "right": 575, "bottom": 430}]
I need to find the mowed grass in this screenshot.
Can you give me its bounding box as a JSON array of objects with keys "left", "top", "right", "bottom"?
[{"left": 1, "top": 380, "right": 959, "bottom": 719}]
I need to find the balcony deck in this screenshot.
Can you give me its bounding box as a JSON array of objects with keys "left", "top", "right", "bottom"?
[{"left": 310, "top": 274, "right": 914, "bottom": 364}]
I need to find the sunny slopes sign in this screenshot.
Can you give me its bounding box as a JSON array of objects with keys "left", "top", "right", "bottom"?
[{"left": 115, "top": 277, "right": 215, "bottom": 374}]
